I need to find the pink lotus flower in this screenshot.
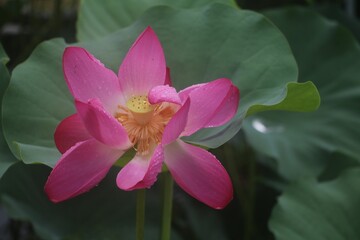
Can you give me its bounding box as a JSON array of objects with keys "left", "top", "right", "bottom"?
[{"left": 45, "top": 27, "right": 239, "bottom": 209}]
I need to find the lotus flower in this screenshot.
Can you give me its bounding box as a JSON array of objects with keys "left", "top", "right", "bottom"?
[{"left": 45, "top": 27, "right": 239, "bottom": 209}]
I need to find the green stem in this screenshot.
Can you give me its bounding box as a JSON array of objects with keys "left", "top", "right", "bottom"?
[
  {"left": 136, "top": 189, "right": 146, "bottom": 240},
  {"left": 161, "top": 172, "right": 174, "bottom": 240}
]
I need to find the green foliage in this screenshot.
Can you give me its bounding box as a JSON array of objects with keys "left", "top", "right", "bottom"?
[
  {"left": 2, "top": 39, "right": 70, "bottom": 167},
  {"left": 270, "top": 168, "right": 360, "bottom": 240},
  {"left": 76, "top": 0, "right": 238, "bottom": 41},
  {"left": 0, "top": 44, "right": 18, "bottom": 178},
  {"left": 316, "top": 4, "right": 360, "bottom": 41},
  {"left": 243, "top": 7, "right": 360, "bottom": 180},
  {"left": 246, "top": 81, "right": 320, "bottom": 116},
  {"left": 0, "top": 44, "right": 9, "bottom": 63},
  {"left": 0, "top": 162, "right": 229, "bottom": 240},
  {"left": 0, "top": 163, "right": 165, "bottom": 240}
]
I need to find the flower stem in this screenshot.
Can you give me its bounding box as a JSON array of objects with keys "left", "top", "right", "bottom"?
[
  {"left": 136, "top": 189, "right": 146, "bottom": 240},
  {"left": 161, "top": 172, "right": 174, "bottom": 240}
]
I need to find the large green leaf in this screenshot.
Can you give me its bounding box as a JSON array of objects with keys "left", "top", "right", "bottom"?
[
  {"left": 0, "top": 43, "right": 18, "bottom": 178},
  {"left": 243, "top": 7, "right": 360, "bottom": 180},
  {"left": 270, "top": 168, "right": 360, "bottom": 240},
  {"left": 3, "top": 4, "right": 316, "bottom": 166},
  {"left": 76, "top": 0, "right": 237, "bottom": 41},
  {"left": 3, "top": 39, "right": 70, "bottom": 166}
]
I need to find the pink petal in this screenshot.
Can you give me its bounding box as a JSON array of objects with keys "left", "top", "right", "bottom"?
[
  {"left": 54, "top": 114, "right": 92, "bottom": 154},
  {"left": 181, "top": 78, "right": 239, "bottom": 136},
  {"left": 178, "top": 83, "right": 206, "bottom": 103},
  {"left": 118, "top": 27, "right": 166, "bottom": 97},
  {"left": 165, "top": 67, "right": 172, "bottom": 86},
  {"left": 148, "top": 85, "right": 181, "bottom": 105},
  {"left": 63, "top": 47, "right": 123, "bottom": 112},
  {"left": 205, "top": 84, "right": 239, "bottom": 128},
  {"left": 116, "top": 145, "right": 163, "bottom": 190},
  {"left": 162, "top": 99, "right": 190, "bottom": 145},
  {"left": 75, "top": 98, "right": 132, "bottom": 149},
  {"left": 45, "top": 139, "right": 124, "bottom": 203},
  {"left": 164, "top": 140, "right": 233, "bottom": 209}
]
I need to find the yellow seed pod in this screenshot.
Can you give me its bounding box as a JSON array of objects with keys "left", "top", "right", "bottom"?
[{"left": 126, "top": 95, "right": 153, "bottom": 113}]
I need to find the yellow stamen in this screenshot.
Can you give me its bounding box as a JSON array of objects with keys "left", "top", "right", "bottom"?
[{"left": 115, "top": 96, "right": 175, "bottom": 155}]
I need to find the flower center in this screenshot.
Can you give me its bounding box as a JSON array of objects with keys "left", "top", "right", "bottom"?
[
  {"left": 126, "top": 95, "right": 153, "bottom": 114},
  {"left": 115, "top": 96, "right": 175, "bottom": 155}
]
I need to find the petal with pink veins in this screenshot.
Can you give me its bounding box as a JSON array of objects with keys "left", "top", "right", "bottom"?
[
  {"left": 164, "top": 140, "right": 233, "bottom": 209},
  {"left": 205, "top": 84, "right": 239, "bottom": 128},
  {"left": 118, "top": 27, "right": 166, "bottom": 97},
  {"left": 178, "top": 83, "right": 206, "bottom": 103},
  {"left": 116, "top": 145, "right": 163, "bottom": 190},
  {"left": 63, "top": 47, "right": 123, "bottom": 112},
  {"left": 45, "top": 139, "right": 124, "bottom": 203},
  {"left": 181, "top": 78, "right": 239, "bottom": 136},
  {"left": 148, "top": 85, "right": 181, "bottom": 105},
  {"left": 162, "top": 99, "right": 190, "bottom": 145},
  {"left": 54, "top": 114, "right": 92, "bottom": 154},
  {"left": 75, "top": 98, "right": 132, "bottom": 150}
]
